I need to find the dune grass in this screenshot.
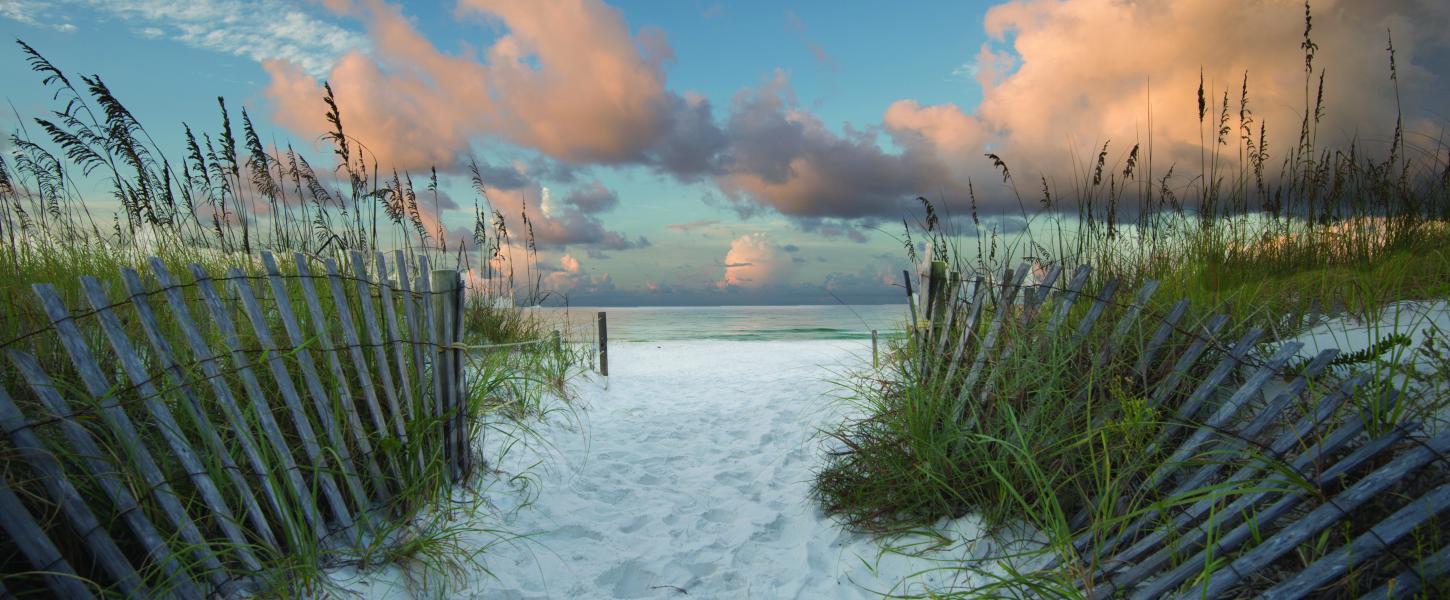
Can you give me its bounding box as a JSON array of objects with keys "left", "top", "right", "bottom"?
[
  {"left": 816, "top": 6, "right": 1450, "bottom": 597},
  {"left": 0, "top": 42, "right": 589, "bottom": 596}
]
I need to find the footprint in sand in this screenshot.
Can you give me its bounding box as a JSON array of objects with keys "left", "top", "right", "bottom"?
[
  {"left": 620, "top": 515, "right": 650, "bottom": 534},
  {"left": 593, "top": 560, "right": 658, "bottom": 598}
]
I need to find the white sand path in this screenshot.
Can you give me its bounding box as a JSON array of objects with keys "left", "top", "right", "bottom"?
[{"left": 330, "top": 340, "right": 985, "bottom": 599}]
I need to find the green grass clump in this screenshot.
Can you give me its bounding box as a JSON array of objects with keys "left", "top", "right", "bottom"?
[
  {"left": 816, "top": 4, "right": 1450, "bottom": 596},
  {"left": 0, "top": 42, "right": 588, "bottom": 597}
]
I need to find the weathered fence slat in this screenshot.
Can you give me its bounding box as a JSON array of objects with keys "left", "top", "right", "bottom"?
[
  {"left": 119, "top": 268, "right": 277, "bottom": 549},
  {"left": 6, "top": 350, "right": 200, "bottom": 599},
  {"left": 1108, "top": 415, "right": 1379, "bottom": 596},
  {"left": 349, "top": 251, "right": 409, "bottom": 446},
  {"left": 374, "top": 252, "right": 424, "bottom": 472},
  {"left": 1111, "top": 376, "right": 1376, "bottom": 593},
  {"left": 1085, "top": 347, "right": 1341, "bottom": 573},
  {"left": 1134, "top": 298, "right": 1189, "bottom": 380},
  {"left": 1024, "top": 263, "right": 1064, "bottom": 314},
  {"left": 1261, "top": 482, "right": 1450, "bottom": 600},
  {"left": 1150, "top": 325, "right": 1261, "bottom": 426},
  {"left": 227, "top": 266, "right": 355, "bottom": 532},
  {"left": 78, "top": 276, "right": 263, "bottom": 574},
  {"left": 1042, "top": 264, "right": 1093, "bottom": 341},
  {"left": 1102, "top": 360, "right": 1339, "bottom": 571},
  {"left": 0, "top": 250, "right": 480, "bottom": 595},
  {"left": 0, "top": 385, "right": 144, "bottom": 597},
  {"left": 0, "top": 477, "right": 97, "bottom": 600},
  {"left": 290, "top": 253, "right": 392, "bottom": 502},
  {"left": 925, "top": 274, "right": 963, "bottom": 380},
  {"left": 393, "top": 250, "right": 427, "bottom": 421},
  {"left": 1147, "top": 340, "right": 1302, "bottom": 489},
  {"left": 1359, "top": 541, "right": 1450, "bottom": 599},
  {"left": 146, "top": 260, "right": 290, "bottom": 543},
  {"left": 1068, "top": 277, "right": 1122, "bottom": 349},
  {"left": 1181, "top": 432, "right": 1450, "bottom": 600},
  {"left": 955, "top": 262, "right": 1031, "bottom": 414},
  {"left": 1062, "top": 320, "right": 1261, "bottom": 535},
  {"left": 1130, "top": 414, "right": 1414, "bottom": 600},
  {"left": 940, "top": 277, "right": 986, "bottom": 385},
  {"left": 966, "top": 265, "right": 1043, "bottom": 414},
  {"left": 1095, "top": 279, "right": 1159, "bottom": 367},
  {"left": 1155, "top": 347, "right": 1335, "bottom": 497},
  {"left": 985, "top": 266, "right": 1066, "bottom": 387},
  {"left": 259, "top": 252, "right": 373, "bottom": 516},
  {"left": 325, "top": 258, "right": 406, "bottom": 485},
  {"left": 32, "top": 283, "right": 230, "bottom": 592},
  {"left": 416, "top": 256, "right": 442, "bottom": 471},
  {"left": 1145, "top": 314, "right": 1229, "bottom": 409},
  {"left": 187, "top": 265, "right": 326, "bottom": 538}
]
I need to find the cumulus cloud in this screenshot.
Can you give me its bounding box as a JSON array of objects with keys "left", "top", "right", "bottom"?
[
  {"left": 719, "top": 233, "right": 796, "bottom": 289},
  {"left": 958, "top": 0, "right": 1449, "bottom": 185},
  {"left": 249, "top": 0, "right": 1447, "bottom": 231},
  {"left": 714, "top": 0, "right": 1449, "bottom": 219},
  {"left": 263, "top": 0, "right": 678, "bottom": 170},
  {"left": 539, "top": 252, "right": 615, "bottom": 295}
]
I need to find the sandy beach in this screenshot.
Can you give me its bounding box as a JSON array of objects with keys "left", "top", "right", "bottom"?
[{"left": 327, "top": 340, "right": 989, "bottom": 599}]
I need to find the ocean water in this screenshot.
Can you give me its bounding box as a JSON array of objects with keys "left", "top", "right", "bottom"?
[{"left": 545, "top": 304, "right": 908, "bottom": 342}]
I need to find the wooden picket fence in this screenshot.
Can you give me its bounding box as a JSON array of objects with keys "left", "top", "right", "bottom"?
[
  {"left": 914, "top": 260, "right": 1449, "bottom": 598},
  {"left": 0, "top": 249, "right": 490, "bottom": 598}
]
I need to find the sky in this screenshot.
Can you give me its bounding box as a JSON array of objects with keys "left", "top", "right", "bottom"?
[{"left": 2, "top": 0, "right": 1447, "bottom": 306}]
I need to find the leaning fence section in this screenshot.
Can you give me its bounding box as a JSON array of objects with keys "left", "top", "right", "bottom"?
[
  {"left": 908, "top": 259, "right": 1449, "bottom": 598},
  {"left": 0, "top": 250, "right": 479, "bottom": 598}
]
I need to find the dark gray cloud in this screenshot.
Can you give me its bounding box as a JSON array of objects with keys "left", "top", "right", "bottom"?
[
  {"left": 646, "top": 92, "right": 728, "bottom": 179},
  {"left": 467, "top": 158, "right": 532, "bottom": 190},
  {"left": 563, "top": 181, "right": 620, "bottom": 214},
  {"left": 467, "top": 162, "right": 644, "bottom": 251}
]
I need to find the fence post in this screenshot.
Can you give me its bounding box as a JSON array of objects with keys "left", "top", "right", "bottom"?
[
  {"left": 926, "top": 260, "right": 949, "bottom": 346},
  {"left": 598, "top": 311, "right": 609, "bottom": 377},
  {"left": 552, "top": 329, "right": 562, "bottom": 354},
  {"left": 451, "top": 271, "right": 467, "bottom": 476},
  {"left": 925, "top": 260, "right": 947, "bottom": 323},
  {"left": 903, "top": 269, "right": 918, "bottom": 338},
  {"left": 431, "top": 269, "right": 459, "bottom": 478},
  {"left": 871, "top": 330, "right": 879, "bottom": 369}
]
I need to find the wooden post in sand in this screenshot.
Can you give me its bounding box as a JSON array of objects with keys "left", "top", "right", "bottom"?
[
  {"left": 552, "top": 329, "right": 562, "bottom": 354},
  {"left": 431, "top": 269, "right": 460, "bottom": 477},
  {"left": 597, "top": 311, "right": 609, "bottom": 377},
  {"left": 903, "top": 269, "right": 918, "bottom": 339},
  {"left": 871, "top": 330, "right": 879, "bottom": 369},
  {"left": 926, "top": 260, "right": 949, "bottom": 345}
]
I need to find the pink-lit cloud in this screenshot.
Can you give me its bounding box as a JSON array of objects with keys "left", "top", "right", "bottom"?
[
  {"left": 263, "top": 0, "right": 675, "bottom": 171},
  {"left": 260, "top": 0, "right": 1449, "bottom": 229},
  {"left": 719, "top": 233, "right": 796, "bottom": 289}
]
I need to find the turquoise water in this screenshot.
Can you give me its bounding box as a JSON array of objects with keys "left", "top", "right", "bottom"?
[{"left": 546, "top": 305, "right": 908, "bottom": 342}]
